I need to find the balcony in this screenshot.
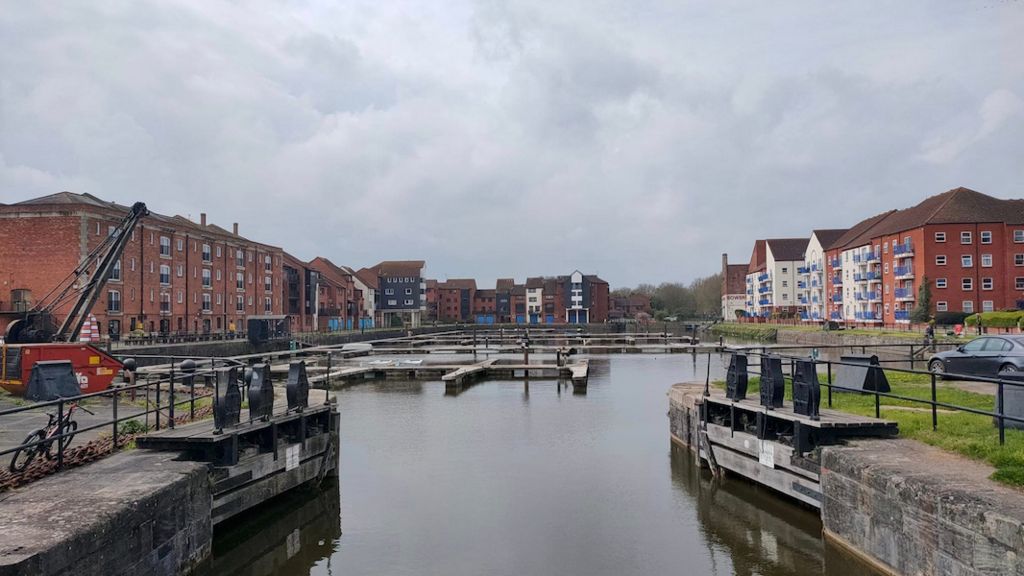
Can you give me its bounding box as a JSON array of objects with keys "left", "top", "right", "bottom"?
[
  {"left": 852, "top": 254, "right": 862, "bottom": 263},
  {"left": 797, "top": 266, "right": 810, "bottom": 275},
  {"left": 864, "top": 252, "right": 879, "bottom": 262},
  {"left": 866, "top": 271, "right": 881, "bottom": 283},
  {"left": 894, "top": 243, "right": 914, "bottom": 258},
  {"left": 832, "top": 276, "right": 843, "bottom": 286},
  {"left": 797, "top": 281, "right": 807, "bottom": 289},
  {"left": 868, "top": 291, "right": 881, "bottom": 302},
  {"left": 831, "top": 258, "right": 842, "bottom": 268},
  {"left": 811, "top": 262, "right": 820, "bottom": 272},
  {"left": 746, "top": 289, "right": 753, "bottom": 295},
  {"left": 853, "top": 273, "right": 867, "bottom": 282},
  {"left": 810, "top": 279, "right": 820, "bottom": 288},
  {"left": 800, "top": 311, "right": 810, "bottom": 320},
  {"left": 758, "top": 299, "right": 771, "bottom": 306},
  {"left": 854, "top": 311, "right": 879, "bottom": 321},
  {"left": 811, "top": 295, "right": 819, "bottom": 303},
  {"left": 832, "top": 294, "right": 843, "bottom": 303},
  {"left": 895, "top": 287, "right": 915, "bottom": 300},
  {"left": 830, "top": 312, "right": 842, "bottom": 320},
  {"left": 894, "top": 266, "right": 914, "bottom": 278},
  {"left": 894, "top": 310, "right": 911, "bottom": 322},
  {"left": 798, "top": 295, "right": 808, "bottom": 304},
  {"left": 757, "top": 273, "right": 769, "bottom": 282},
  {"left": 757, "top": 286, "right": 771, "bottom": 294}
]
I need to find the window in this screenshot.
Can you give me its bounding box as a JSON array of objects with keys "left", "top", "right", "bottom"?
[
  {"left": 159, "top": 265, "right": 171, "bottom": 285},
  {"left": 202, "top": 244, "right": 211, "bottom": 262},
  {"left": 159, "top": 236, "right": 171, "bottom": 256},
  {"left": 962, "top": 278, "right": 973, "bottom": 290},
  {"left": 216, "top": 246, "right": 222, "bottom": 258},
  {"left": 130, "top": 288, "right": 135, "bottom": 302},
  {"left": 935, "top": 232, "right": 946, "bottom": 242},
  {"left": 203, "top": 293, "right": 212, "bottom": 312},
  {"left": 177, "top": 291, "right": 184, "bottom": 304},
  {"left": 963, "top": 300, "right": 974, "bottom": 313},
  {"left": 176, "top": 238, "right": 184, "bottom": 252},
  {"left": 130, "top": 258, "right": 136, "bottom": 272},
  {"left": 160, "top": 293, "right": 171, "bottom": 313},
  {"left": 1016, "top": 230, "right": 1024, "bottom": 243},
  {"left": 961, "top": 231, "right": 972, "bottom": 244},
  {"left": 782, "top": 280, "right": 788, "bottom": 287},
  {"left": 248, "top": 273, "right": 252, "bottom": 285},
  {"left": 384, "top": 288, "right": 394, "bottom": 295},
  {"left": 264, "top": 297, "right": 272, "bottom": 313},
  {"left": 248, "top": 251, "right": 253, "bottom": 263},
  {"left": 177, "top": 264, "right": 184, "bottom": 278},
  {"left": 202, "top": 269, "right": 212, "bottom": 288},
  {"left": 264, "top": 255, "right": 272, "bottom": 272},
  {"left": 982, "top": 278, "right": 993, "bottom": 290},
  {"left": 404, "top": 299, "right": 414, "bottom": 306},
  {"left": 107, "top": 290, "right": 121, "bottom": 312},
  {"left": 883, "top": 242, "right": 888, "bottom": 253},
  {"left": 405, "top": 288, "right": 413, "bottom": 295},
  {"left": 216, "top": 269, "right": 222, "bottom": 281},
  {"left": 961, "top": 255, "right": 973, "bottom": 267},
  {"left": 1018, "top": 277, "right": 1024, "bottom": 291},
  {"left": 109, "top": 260, "right": 122, "bottom": 281},
  {"left": 236, "top": 250, "right": 244, "bottom": 267},
  {"left": 1017, "top": 255, "right": 1024, "bottom": 266},
  {"left": 981, "top": 231, "right": 992, "bottom": 244},
  {"left": 936, "top": 255, "right": 947, "bottom": 265},
  {"left": 236, "top": 272, "right": 244, "bottom": 290},
  {"left": 982, "top": 254, "right": 993, "bottom": 267},
  {"left": 936, "top": 278, "right": 948, "bottom": 288},
  {"left": 983, "top": 300, "right": 995, "bottom": 312},
  {"left": 884, "top": 263, "right": 889, "bottom": 273},
  {"left": 236, "top": 295, "right": 244, "bottom": 312},
  {"left": 247, "top": 296, "right": 253, "bottom": 306},
  {"left": 264, "top": 276, "right": 272, "bottom": 292},
  {"left": 936, "top": 301, "right": 948, "bottom": 312},
  {"left": 388, "top": 299, "right": 397, "bottom": 306},
  {"left": 782, "top": 293, "right": 789, "bottom": 300}
]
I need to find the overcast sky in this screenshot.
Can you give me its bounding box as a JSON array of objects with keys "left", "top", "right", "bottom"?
[{"left": 2, "top": 2, "right": 1022, "bottom": 288}]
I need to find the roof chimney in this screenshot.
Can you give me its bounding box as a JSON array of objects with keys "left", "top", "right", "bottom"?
[
  {"left": 233, "top": 222, "right": 239, "bottom": 235},
  {"left": 200, "top": 213, "right": 207, "bottom": 226}
]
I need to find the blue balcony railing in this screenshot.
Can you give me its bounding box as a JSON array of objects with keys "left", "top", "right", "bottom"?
[
  {"left": 758, "top": 286, "right": 770, "bottom": 294},
  {"left": 832, "top": 276, "right": 842, "bottom": 286},
  {"left": 832, "top": 294, "right": 842, "bottom": 303},
  {"left": 797, "top": 266, "right": 810, "bottom": 275},
  {"left": 894, "top": 310, "right": 911, "bottom": 321},
  {"left": 811, "top": 279, "right": 820, "bottom": 287},
  {"left": 830, "top": 312, "right": 842, "bottom": 320},
  {"left": 866, "top": 271, "right": 880, "bottom": 281},
  {"left": 853, "top": 273, "right": 865, "bottom": 282},
  {"left": 746, "top": 289, "right": 753, "bottom": 295},
  {"left": 895, "top": 287, "right": 914, "bottom": 299},
  {"left": 894, "top": 266, "right": 913, "bottom": 277},
  {"left": 757, "top": 273, "right": 769, "bottom": 282},
  {"left": 864, "top": 252, "right": 879, "bottom": 262},
  {"left": 797, "top": 281, "right": 807, "bottom": 289},
  {"left": 852, "top": 254, "right": 862, "bottom": 263},
  {"left": 758, "top": 299, "right": 771, "bottom": 306},
  {"left": 831, "top": 258, "right": 842, "bottom": 268},
  {"left": 868, "top": 291, "right": 881, "bottom": 301},
  {"left": 854, "top": 311, "right": 877, "bottom": 320},
  {"left": 811, "top": 262, "right": 820, "bottom": 272},
  {"left": 811, "top": 295, "right": 819, "bottom": 303},
  {"left": 894, "top": 243, "right": 914, "bottom": 257},
  {"left": 800, "top": 312, "right": 810, "bottom": 320},
  {"left": 798, "top": 296, "right": 808, "bottom": 304}
]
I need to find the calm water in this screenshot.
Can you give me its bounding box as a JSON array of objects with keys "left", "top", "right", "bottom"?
[{"left": 209, "top": 354, "right": 879, "bottom": 576}]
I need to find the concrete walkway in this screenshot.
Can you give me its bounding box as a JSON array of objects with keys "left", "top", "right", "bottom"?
[{"left": 0, "top": 397, "right": 147, "bottom": 456}]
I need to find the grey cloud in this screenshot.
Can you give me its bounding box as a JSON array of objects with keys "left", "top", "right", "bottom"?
[{"left": 1, "top": 0, "right": 1022, "bottom": 287}]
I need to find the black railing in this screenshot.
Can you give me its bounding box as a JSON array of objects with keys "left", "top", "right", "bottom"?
[{"left": 721, "top": 345, "right": 1024, "bottom": 445}]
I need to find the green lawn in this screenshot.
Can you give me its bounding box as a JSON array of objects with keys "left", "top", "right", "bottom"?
[{"left": 718, "top": 372, "right": 1024, "bottom": 486}]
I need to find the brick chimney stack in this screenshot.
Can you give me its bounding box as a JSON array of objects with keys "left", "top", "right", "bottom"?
[
  {"left": 200, "top": 213, "right": 207, "bottom": 226},
  {"left": 233, "top": 222, "right": 239, "bottom": 235}
]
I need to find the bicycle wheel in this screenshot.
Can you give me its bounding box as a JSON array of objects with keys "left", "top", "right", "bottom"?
[
  {"left": 9, "top": 429, "right": 46, "bottom": 473},
  {"left": 44, "top": 420, "right": 78, "bottom": 460}
]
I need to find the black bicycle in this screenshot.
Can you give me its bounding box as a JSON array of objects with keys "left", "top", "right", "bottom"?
[{"left": 9, "top": 402, "right": 95, "bottom": 473}]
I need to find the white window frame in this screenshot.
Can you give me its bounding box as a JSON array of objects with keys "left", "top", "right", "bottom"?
[
  {"left": 983, "top": 300, "right": 994, "bottom": 312},
  {"left": 982, "top": 278, "right": 993, "bottom": 290},
  {"left": 961, "top": 231, "right": 972, "bottom": 244},
  {"left": 936, "top": 278, "right": 948, "bottom": 288},
  {"left": 961, "top": 255, "right": 973, "bottom": 268},
  {"left": 963, "top": 300, "right": 974, "bottom": 313},
  {"left": 981, "top": 254, "right": 993, "bottom": 267},
  {"left": 935, "top": 232, "right": 946, "bottom": 243},
  {"left": 936, "top": 301, "right": 948, "bottom": 312},
  {"left": 962, "top": 278, "right": 973, "bottom": 291},
  {"left": 981, "top": 231, "right": 992, "bottom": 244}
]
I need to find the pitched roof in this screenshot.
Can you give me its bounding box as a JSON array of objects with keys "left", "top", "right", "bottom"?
[
  {"left": 872, "top": 187, "right": 1024, "bottom": 235},
  {"left": 765, "top": 238, "right": 807, "bottom": 262},
  {"left": 496, "top": 278, "right": 515, "bottom": 290},
  {"left": 371, "top": 260, "right": 425, "bottom": 278},
  {"left": 747, "top": 239, "right": 766, "bottom": 274},
  {"left": 525, "top": 277, "right": 544, "bottom": 288},
  {"left": 828, "top": 210, "right": 897, "bottom": 251},
  {"left": 812, "top": 229, "right": 848, "bottom": 249},
  {"left": 439, "top": 278, "right": 476, "bottom": 290},
  {"left": 355, "top": 268, "right": 379, "bottom": 289},
  {"left": 584, "top": 274, "right": 607, "bottom": 284}
]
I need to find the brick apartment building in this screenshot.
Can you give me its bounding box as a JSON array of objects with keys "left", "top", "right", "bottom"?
[
  {"left": 308, "top": 257, "right": 364, "bottom": 331},
  {"left": 0, "top": 192, "right": 284, "bottom": 339},
  {"left": 436, "top": 279, "right": 476, "bottom": 323},
  {"left": 739, "top": 187, "right": 1024, "bottom": 327},
  {"left": 720, "top": 253, "right": 748, "bottom": 320},
  {"left": 360, "top": 261, "right": 426, "bottom": 327}
]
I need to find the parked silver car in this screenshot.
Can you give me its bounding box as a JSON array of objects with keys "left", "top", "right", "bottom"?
[{"left": 928, "top": 336, "right": 1024, "bottom": 377}]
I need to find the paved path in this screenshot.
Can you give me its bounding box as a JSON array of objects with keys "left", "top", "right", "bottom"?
[{"left": 0, "top": 397, "right": 146, "bottom": 456}]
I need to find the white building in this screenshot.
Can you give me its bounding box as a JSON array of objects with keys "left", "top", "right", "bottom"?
[
  {"left": 744, "top": 238, "right": 809, "bottom": 318},
  {"left": 798, "top": 230, "right": 846, "bottom": 323}
]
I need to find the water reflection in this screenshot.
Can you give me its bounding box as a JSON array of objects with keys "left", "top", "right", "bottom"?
[
  {"left": 201, "top": 481, "right": 341, "bottom": 576},
  {"left": 670, "top": 443, "right": 875, "bottom": 576}
]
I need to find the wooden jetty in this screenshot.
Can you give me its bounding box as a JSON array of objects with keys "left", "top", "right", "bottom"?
[
  {"left": 137, "top": 389, "right": 338, "bottom": 525},
  {"left": 670, "top": 384, "right": 897, "bottom": 509}
]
